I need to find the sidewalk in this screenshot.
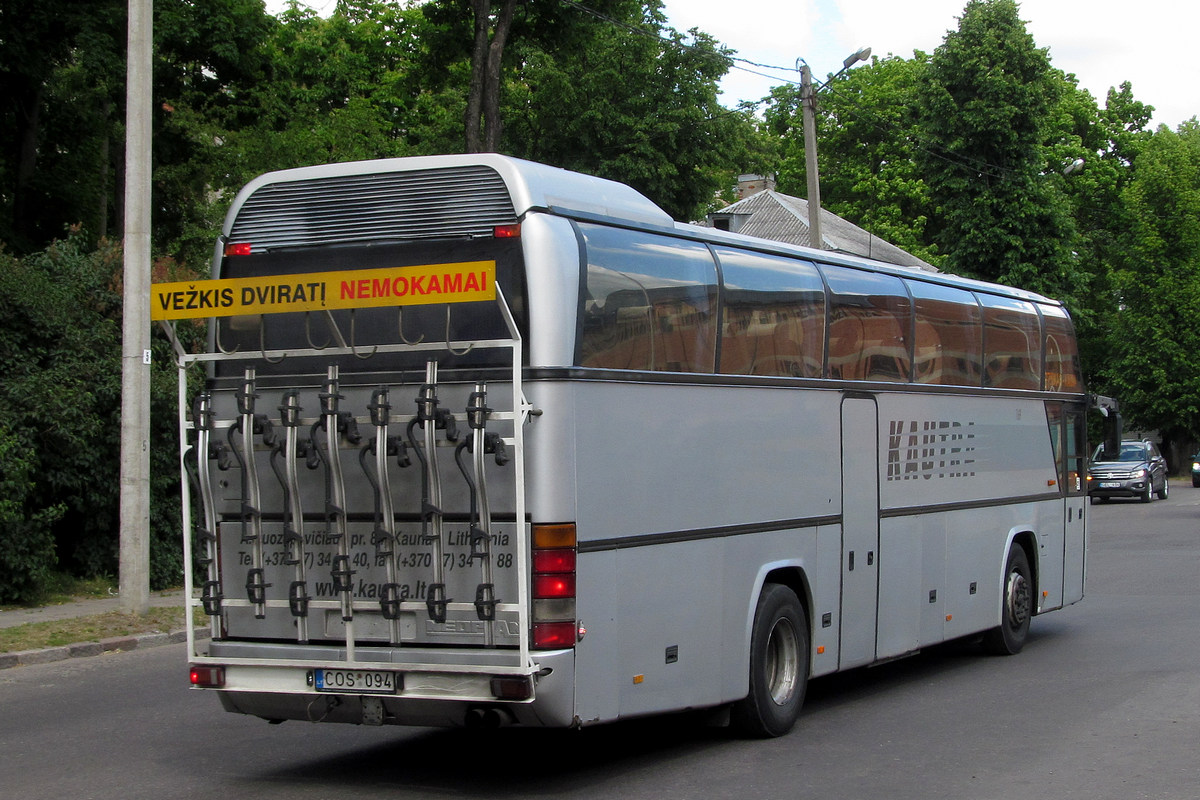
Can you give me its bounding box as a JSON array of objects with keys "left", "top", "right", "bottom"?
[
  {"left": 0, "top": 589, "right": 189, "bottom": 629},
  {"left": 0, "top": 589, "right": 202, "bottom": 670}
]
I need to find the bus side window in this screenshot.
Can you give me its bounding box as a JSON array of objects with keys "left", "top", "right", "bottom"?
[
  {"left": 822, "top": 265, "right": 910, "bottom": 383},
  {"left": 908, "top": 281, "right": 982, "bottom": 387},
  {"left": 1065, "top": 407, "right": 1086, "bottom": 494},
  {"left": 578, "top": 224, "right": 717, "bottom": 373},
  {"left": 1046, "top": 402, "right": 1088, "bottom": 495},
  {"left": 1041, "top": 304, "right": 1082, "bottom": 393},
  {"left": 980, "top": 296, "right": 1042, "bottom": 390},
  {"left": 715, "top": 248, "right": 824, "bottom": 378}
]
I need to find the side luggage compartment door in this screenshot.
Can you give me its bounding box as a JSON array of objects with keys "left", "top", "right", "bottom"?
[{"left": 840, "top": 393, "right": 880, "bottom": 669}]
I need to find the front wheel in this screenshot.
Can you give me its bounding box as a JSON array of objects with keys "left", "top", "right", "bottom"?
[
  {"left": 731, "top": 583, "right": 809, "bottom": 738},
  {"left": 983, "top": 544, "right": 1033, "bottom": 655},
  {"left": 1158, "top": 477, "right": 1170, "bottom": 499}
]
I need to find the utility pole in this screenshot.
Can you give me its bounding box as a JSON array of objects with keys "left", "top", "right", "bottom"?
[
  {"left": 799, "top": 48, "right": 872, "bottom": 252},
  {"left": 800, "top": 63, "right": 823, "bottom": 250},
  {"left": 120, "top": 0, "right": 152, "bottom": 615}
]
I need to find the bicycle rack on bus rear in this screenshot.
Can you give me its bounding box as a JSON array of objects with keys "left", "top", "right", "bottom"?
[{"left": 160, "top": 284, "right": 537, "bottom": 682}]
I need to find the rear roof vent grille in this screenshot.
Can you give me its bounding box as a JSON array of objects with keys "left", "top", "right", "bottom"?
[{"left": 229, "top": 165, "right": 517, "bottom": 250}]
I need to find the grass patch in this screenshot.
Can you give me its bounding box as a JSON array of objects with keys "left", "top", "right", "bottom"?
[
  {"left": 0, "top": 573, "right": 119, "bottom": 610},
  {"left": 0, "top": 607, "right": 200, "bottom": 655}
]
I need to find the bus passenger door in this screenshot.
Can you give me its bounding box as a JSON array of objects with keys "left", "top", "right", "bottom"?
[
  {"left": 840, "top": 393, "right": 880, "bottom": 669},
  {"left": 1060, "top": 404, "right": 1087, "bottom": 605}
]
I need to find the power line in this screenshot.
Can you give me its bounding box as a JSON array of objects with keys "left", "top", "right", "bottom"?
[
  {"left": 557, "top": 0, "right": 800, "bottom": 83},
  {"left": 559, "top": 1, "right": 1026, "bottom": 181}
]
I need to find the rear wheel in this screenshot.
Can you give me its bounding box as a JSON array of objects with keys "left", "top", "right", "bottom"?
[
  {"left": 983, "top": 544, "right": 1032, "bottom": 655},
  {"left": 731, "top": 583, "right": 809, "bottom": 737}
]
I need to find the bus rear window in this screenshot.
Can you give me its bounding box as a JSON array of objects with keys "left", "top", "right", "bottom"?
[{"left": 213, "top": 239, "right": 526, "bottom": 377}]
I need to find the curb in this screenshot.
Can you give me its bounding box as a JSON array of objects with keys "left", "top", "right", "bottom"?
[{"left": 0, "top": 628, "right": 210, "bottom": 671}]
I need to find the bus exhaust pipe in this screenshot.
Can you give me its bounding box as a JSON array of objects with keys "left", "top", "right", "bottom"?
[{"left": 464, "top": 707, "right": 511, "bottom": 729}]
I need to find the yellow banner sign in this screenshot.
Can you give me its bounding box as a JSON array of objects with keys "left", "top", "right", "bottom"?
[{"left": 151, "top": 261, "right": 496, "bottom": 321}]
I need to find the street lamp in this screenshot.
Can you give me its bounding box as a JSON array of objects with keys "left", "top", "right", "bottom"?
[{"left": 800, "top": 47, "right": 871, "bottom": 250}]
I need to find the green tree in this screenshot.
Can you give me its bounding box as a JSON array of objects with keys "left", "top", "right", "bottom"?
[
  {"left": 0, "top": 0, "right": 123, "bottom": 251},
  {"left": 1103, "top": 122, "right": 1200, "bottom": 452},
  {"left": 500, "top": 4, "right": 766, "bottom": 220},
  {"left": 0, "top": 0, "right": 275, "bottom": 265},
  {"left": 1045, "top": 77, "right": 1155, "bottom": 380},
  {"left": 765, "top": 54, "right": 938, "bottom": 265},
  {"left": 916, "top": 0, "right": 1080, "bottom": 302}
]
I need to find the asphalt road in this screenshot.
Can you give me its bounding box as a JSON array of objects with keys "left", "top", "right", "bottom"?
[{"left": 2, "top": 489, "right": 1198, "bottom": 800}]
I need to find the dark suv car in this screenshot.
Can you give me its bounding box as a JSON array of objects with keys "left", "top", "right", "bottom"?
[{"left": 1088, "top": 439, "right": 1168, "bottom": 503}]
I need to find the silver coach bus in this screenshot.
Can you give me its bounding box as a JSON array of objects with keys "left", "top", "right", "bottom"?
[{"left": 160, "top": 154, "right": 1089, "bottom": 737}]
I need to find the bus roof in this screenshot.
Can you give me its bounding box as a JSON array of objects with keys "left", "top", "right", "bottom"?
[{"left": 223, "top": 154, "right": 1065, "bottom": 310}]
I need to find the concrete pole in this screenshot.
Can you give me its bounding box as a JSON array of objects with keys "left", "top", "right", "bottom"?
[
  {"left": 120, "top": 0, "right": 152, "bottom": 615},
  {"left": 800, "top": 64, "right": 824, "bottom": 250}
]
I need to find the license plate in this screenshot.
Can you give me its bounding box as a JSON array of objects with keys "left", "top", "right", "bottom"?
[
  {"left": 1100, "top": 481, "right": 1121, "bottom": 489},
  {"left": 313, "top": 668, "right": 399, "bottom": 694}
]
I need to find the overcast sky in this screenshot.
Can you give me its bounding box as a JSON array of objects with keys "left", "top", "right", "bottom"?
[{"left": 270, "top": 0, "right": 1197, "bottom": 130}]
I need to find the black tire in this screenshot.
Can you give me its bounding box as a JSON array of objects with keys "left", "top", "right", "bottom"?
[
  {"left": 983, "top": 544, "right": 1033, "bottom": 655},
  {"left": 730, "top": 583, "right": 809, "bottom": 738},
  {"left": 1158, "top": 477, "right": 1170, "bottom": 500},
  {"left": 1141, "top": 483, "right": 1153, "bottom": 502},
  {"left": 1192, "top": 476, "right": 1199, "bottom": 488}
]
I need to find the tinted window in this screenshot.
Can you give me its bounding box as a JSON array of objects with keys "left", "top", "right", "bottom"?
[
  {"left": 1047, "top": 403, "right": 1087, "bottom": 495},
  {"left": 716, "top": 248, "right": 825, "bottom": 378},
  {"left": 578, "top": 224, "right": 718, "bottom": 373},
  {"left": 822, "top": 265, "right": 911, "bottom": 382},
  {"left": 1041, "top": 304, "right": 1083, "bottom": 393},
  {"left": 213, "top": 239, "right": 526, "bottom": 377},
  {"left": 908, "top": 281, "right": 982, "bottom": 386},
  {"left": 980, "top": 295, "right": 1042, "bottom": 390}
]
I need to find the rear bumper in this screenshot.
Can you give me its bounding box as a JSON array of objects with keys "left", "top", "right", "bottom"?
[{"left": 196, "top": 641, "right": 577, "bottom": 728}]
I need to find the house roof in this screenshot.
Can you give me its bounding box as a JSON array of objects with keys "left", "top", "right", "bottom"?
[{"left": 707, "top": 190, "right": 937, "bottom": 272}]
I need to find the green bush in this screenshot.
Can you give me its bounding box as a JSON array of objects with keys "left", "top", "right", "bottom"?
[
  {"left": 0, "top": 426, "right": 64, "bottom": 603},
  {"left": 0, "top": 233, "right": 190, "bottom": 601}
]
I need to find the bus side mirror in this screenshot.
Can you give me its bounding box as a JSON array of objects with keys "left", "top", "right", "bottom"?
[
  {"left": 1102, "top": 411, "right": 1122, "bottom": 461},
  {"left": 1091, "top": 394, "right": 1122, "bottom": 461}
]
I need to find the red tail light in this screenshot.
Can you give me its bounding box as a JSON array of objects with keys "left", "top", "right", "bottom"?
[
  {"left": 532, "top": 622, "right": 577, "bottom": 649},
  {"left": 223, "top": 242, "right": 252, "bottom": 256},
  {"left": 493, "top": 223, "right": 521, "bottom": 238},
  {"left": 533, "top": 573, "right": 576, "bottom": 598},
  {"left": 190, "top": 665, "right": 225, "bottom": 687},
  {"left": 531, "top": 523, "right": 577, "bottom": 649},
  {"left": 533, "top": 549, "right": 575, "bottom": 573}
]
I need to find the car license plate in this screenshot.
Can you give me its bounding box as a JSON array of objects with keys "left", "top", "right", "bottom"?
[
  {"left": 313, "top": 668, "right": 399, "bottom": 694},
  {"left": 1099, "top": 481, "right": 1121, "bottom": 489}
]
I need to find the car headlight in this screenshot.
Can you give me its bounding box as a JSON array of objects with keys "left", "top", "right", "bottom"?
[
  {"left": 1135, "top": 468, "right": 1147, "bottom": 478},
  {"left": 1192, "top": 462, "right": 1199, "bottom": 472}
]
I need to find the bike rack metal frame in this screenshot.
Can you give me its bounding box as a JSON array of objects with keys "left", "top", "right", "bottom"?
[{"left": 162, "top": 285, "right": 535, "bottom": 684}]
